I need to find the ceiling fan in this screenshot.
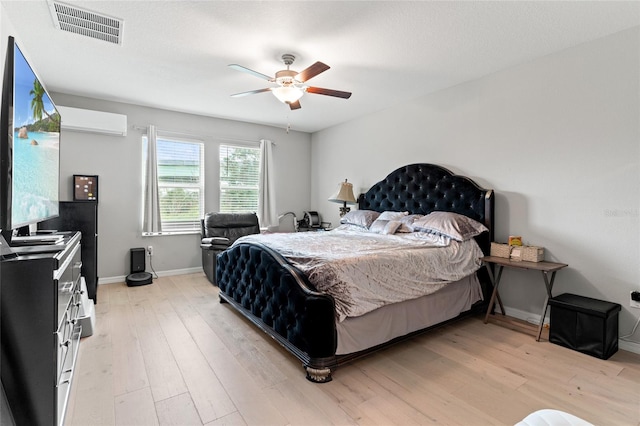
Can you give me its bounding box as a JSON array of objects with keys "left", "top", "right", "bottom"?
[{"left": 229, "top": 54, "right": 352, "bottom": 110}]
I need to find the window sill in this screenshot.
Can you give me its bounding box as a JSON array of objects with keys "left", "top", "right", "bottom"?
[{"left": 142, "top": 230, "right": 200, "bottom": 237}]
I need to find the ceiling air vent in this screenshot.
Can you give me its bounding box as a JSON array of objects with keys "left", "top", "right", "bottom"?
[{"left": 48, "top": 1, "right": 123, "bottom": 45}]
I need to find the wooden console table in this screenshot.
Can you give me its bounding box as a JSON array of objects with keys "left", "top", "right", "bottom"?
[{"left": 482, "top": 256, "right": 568, "bottom": 341}]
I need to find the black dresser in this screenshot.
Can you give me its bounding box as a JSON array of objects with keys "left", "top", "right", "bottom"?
[
  {"left": 39, "top": 201, "right": 99, "bottom": 302},
  {"left": 1, "top": 232, "right": 83, "bottom": 426}
]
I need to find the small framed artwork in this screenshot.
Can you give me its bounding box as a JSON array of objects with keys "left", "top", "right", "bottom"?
[{"left": 73, "top": 175, "right": 98, "bottom": 202}]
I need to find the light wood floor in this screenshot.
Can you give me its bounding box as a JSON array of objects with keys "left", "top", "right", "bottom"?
[{"left": 66, "top": 273, "right": 640, "bottom": 426}]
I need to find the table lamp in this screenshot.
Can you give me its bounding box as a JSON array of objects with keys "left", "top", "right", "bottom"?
[{"left": 328, "top": 179, "right": 356, "bottom": 217}]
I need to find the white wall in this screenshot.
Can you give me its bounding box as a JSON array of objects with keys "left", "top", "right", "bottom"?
[
  {"left": 50, "top": 93, "right": 312, "bottom": 281},
  {"left": 311, "top": 27, "right": 640, "bottom": 345}
]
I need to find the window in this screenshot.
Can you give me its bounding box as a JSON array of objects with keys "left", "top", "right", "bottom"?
[
  {"left": 143, "top": 135, "right": 204, "bottom": 233},
  {"left": 219, "top": 144, "right": 260, "bottom": 213}
]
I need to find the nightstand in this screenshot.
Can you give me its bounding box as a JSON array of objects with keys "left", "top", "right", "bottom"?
[{"left": 482, "top": 256, "right": 568, "bottom": 341}]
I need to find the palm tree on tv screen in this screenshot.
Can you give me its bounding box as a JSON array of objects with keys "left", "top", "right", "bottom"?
[{"left": 29, "top": 79, "right": 59, "bottom": 125}]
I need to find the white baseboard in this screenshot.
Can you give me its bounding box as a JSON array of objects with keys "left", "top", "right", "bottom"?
[
  {"left": 502, "top": 306, "right": 548, "bottom": 326},
  {"left": 493, "top": 305, "right": 640, "bottom": 355},
  {"left": 98, "top": 267, "right": 204, "bottom": 285},
  {"left": 619, "top": 339, "right": 640, "bottom": 354}
]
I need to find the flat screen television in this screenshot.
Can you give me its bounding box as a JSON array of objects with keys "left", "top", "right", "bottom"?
[{"left": 1, "top": 36, "right": 60, "bottom": 244}]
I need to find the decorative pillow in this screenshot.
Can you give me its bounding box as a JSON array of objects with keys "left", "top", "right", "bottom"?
[
  {"left": 377, "top": 210, "right": 409, "bottom": 221},
  {"left": 339, "top": 210, "right": 380, "bottom": 229},
  {"left": 369, "top": 219, "right": 402, "bottom": 235},
  {"left": 396, "top": 214, "right": 424, "bottom": 233},
  {"left": 412, "top": 211, "right": 488, "bottom": 241}
]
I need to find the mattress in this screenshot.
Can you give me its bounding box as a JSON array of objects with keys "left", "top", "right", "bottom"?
[{"left": 336, "top": 274, "right": 483, "bottom": 354}]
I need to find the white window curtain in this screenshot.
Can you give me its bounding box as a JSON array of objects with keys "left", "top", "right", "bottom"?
[
  {"left": 257, "top": 139, "right": 277, "bottom": 228},
  {"left": 143, "top": 124, "right": 162, "bottom": 233}
]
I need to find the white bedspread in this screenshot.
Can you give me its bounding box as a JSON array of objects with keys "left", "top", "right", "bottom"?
[{"left": 234, "top": 229, "right": 484, "bottom": 321}]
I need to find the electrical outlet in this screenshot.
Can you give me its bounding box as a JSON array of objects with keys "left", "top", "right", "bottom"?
[
  {"left": 147, "top": 245, "right": 153, "bottom": 256},
  {"left": 631, "top": 291, "right": 640, "bottom": 309}
]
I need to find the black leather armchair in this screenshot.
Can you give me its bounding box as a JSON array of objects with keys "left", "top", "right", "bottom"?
[{"left": 200, "top": 212, "right": 260, "bottom": 284}]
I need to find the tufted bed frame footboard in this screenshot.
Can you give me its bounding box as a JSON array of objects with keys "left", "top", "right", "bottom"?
[
  {"left": 217, "top": 243, "right": 338, "bottom": 382},
  {"left": 216, "top": 163, "right": 495, "bottom": 383}
]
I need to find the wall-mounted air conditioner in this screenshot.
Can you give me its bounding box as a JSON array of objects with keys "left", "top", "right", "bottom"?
[{"left": 57, "top": 106, "right": 127, "bottom": 136}]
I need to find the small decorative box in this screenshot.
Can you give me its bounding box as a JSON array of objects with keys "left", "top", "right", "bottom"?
[
  {"left": 490, "top": 242, "right": 512, "bottom": 258},
  {"left": 508, "top": 236, "right": 523, "bottom": 246},
  {"left": 510, "top": 245, "right": 545, "bottom": 262}
]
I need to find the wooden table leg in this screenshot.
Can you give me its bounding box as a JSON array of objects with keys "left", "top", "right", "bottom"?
[
  {"left": 484, "top": 264, "right": 505, "bottom": 323},
  {"left": 536, "top": 270, "right": 557, "bottom": 341},
  {"left": 495, "top": 288, "right": 505, "bottom": 316}
]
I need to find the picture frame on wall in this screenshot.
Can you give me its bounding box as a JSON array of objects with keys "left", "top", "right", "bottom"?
[{"left": 73, "top": 174, "right": 98, "bottom": 202}]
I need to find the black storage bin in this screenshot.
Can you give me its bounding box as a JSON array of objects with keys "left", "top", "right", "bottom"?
[{"left": 549, "top": 293, "right": 621, "bottom": 359}]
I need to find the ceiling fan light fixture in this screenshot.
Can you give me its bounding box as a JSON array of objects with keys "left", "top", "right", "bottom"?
[
  {"left": 230, "top": 54, "right": 351, "bottom": 110},
  {"left": 272, "top": 86, "right": 305, "bottom": 104}
]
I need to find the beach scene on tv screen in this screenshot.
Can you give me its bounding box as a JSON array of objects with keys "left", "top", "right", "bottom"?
[{"left": 12, "top": 44, "right": 59, "bottom": 228}]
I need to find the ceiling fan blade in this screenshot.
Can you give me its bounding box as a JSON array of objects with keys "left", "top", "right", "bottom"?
[
  {"left": 230, "top": 88, "right": 272, "bottom": 97},
  {"left": 295, "top": 61, "right": 330, "bottom": 82},
  {"left": 306, "top": 86, "right": 352, "bottom": 99},
  {"left": 288, "top": 100, "right": 302, "bottom": 110},
  {"left": 228, "top": 64, "right": 273, "bottom": 81}
]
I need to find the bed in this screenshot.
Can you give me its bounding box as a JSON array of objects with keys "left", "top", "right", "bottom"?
[{"left": 216, "top": 163, "right": 495, "bottom": 382}]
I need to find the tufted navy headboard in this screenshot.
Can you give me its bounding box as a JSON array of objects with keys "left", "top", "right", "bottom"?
[{"left": 358, "top": 163, "right": 494, "bottom": 254}]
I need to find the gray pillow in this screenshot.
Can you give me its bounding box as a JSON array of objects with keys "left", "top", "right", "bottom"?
[
  {"left": 339, "top": 210, "right": 380, "bottom": 229},
  {"left": 412, "top": 211, "right": 488, "bottom": 241}
]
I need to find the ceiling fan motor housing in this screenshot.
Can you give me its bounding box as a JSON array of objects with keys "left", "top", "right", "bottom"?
[{"left": 275, "top": 69, "right": 298, "bottom": 86}]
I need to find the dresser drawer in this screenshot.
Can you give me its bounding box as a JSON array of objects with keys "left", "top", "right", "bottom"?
[{"left": 55, "top": 243, "right": 82, "bottom": 328}]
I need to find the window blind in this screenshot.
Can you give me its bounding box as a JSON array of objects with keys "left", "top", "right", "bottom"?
[{"left": 219, "top": 144, "right": 260, "bottom": 213}]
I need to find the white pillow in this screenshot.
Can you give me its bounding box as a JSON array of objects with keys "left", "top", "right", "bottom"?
[{"left": 377, "top": 211, "right": 408, "bottom": 221}]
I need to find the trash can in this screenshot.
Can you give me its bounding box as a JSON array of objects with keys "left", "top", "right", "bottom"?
[{"left": 549, "top": 293, "right": 621, "bottom": 359}]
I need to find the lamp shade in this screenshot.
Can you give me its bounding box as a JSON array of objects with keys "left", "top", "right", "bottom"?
[
  {"left": 272, "top": 86, "right": 304, "bottom": 104},
  {"left": 328, "top": 179, "right": 357, "bottom": 205}
]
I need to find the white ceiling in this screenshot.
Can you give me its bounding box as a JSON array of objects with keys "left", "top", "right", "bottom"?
[{"left": 2, "top": 1, "right": 639, "bottom": 133}]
